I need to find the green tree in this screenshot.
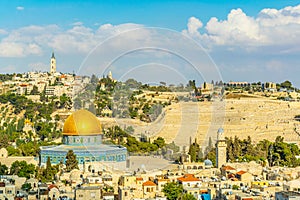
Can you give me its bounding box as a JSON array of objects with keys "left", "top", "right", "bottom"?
[
  {"left": 59, "top": 93, "right": 72, "bottom": 109},
  {"left": 21, "top": 183, "right": 32, "bottom": 192},
  {"left": 45, "top": 157, "right": 53, "bottom": 180},
  {"left": 162, "top": 182, "right": 183, "bottom": 200},
  {"left": 189, "top": 142, "right": 200, "bottom": 162},
  {"left": 6, "top": 146, "right": 21, "bottom": 156},
  {"left": 19, "top": 141, "right": 40, "bottom": 156},
  {"left": 153, "top": 137, "right": 166, "bottom": 149},
  {"left": 65, "top": 150, "right": 79, "bottom": 172},
  {"left": 10, "top": 161, "right": 35, "bottom": 179},
  {"left": 280, "top": 80, "right": 292, "bottom": 89},
  {"left": 206, "top": 147, "right": 216, "bottom": 166},
  {"left": 0, "top": 134, "right": 9, "bottom": 148},
  {"left": 0, "top": 162, "right": 8, "bottom": 175},
  {"left": 226, "top": 137, "right": 234, "bottom": 162}
]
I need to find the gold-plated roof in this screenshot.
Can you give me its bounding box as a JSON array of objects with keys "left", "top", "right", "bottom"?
[{"left": 63, "top": 109, "right": 102, "bottom": 136}]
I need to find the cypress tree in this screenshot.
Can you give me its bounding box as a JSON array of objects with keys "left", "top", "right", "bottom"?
[{"left": 65, "top": 150, "right": 79, "bottom": 172}]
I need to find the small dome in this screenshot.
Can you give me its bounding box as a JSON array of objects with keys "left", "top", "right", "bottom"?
[
  {"left": 63, "top": 109, "right": 102, "bottom": 136},
  {"left": 217, "top": 128, "right": 224, "bottom": 134},
  {"left": 204, "top": 159, "right": 213, "bottom": 166}
]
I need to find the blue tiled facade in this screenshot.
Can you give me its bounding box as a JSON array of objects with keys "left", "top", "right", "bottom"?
[{"left": 39, "top": 134, "right": 127, "bottom": 166}]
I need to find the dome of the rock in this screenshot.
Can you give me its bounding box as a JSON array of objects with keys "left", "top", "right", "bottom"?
[
  {"left": 63, "top": 109, "right": 102, "bottom": 136},
  {"left": 40, "top": 109, "right": 127, "bottom": 171}
]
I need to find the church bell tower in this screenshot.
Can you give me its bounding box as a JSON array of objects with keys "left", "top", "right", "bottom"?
[
  {"left": 216, "top": 128, "right": 227, "bottom": 168},
  {"left": 50, "top": 52, "right": 56, "bottom": 74}
]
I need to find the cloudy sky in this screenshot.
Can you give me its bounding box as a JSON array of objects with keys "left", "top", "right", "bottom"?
[{"left": 0, "top": 0, "right": 300, "bottom": 86}]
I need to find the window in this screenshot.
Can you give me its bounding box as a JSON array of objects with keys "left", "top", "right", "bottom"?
[{"left": 91, "top": 192, "right": 96, "bottom": 198}]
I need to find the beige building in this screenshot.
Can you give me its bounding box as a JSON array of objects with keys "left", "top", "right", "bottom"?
[
  {"left": 119, "top": 175, "right": 138, "bottom": 187},
  {"left": 154, "top": 175, "right": 170, "bottom": 192},
  {"left": 0, "top": 182, "right": 15, "bottom": 200},
  {"left": 75, "top": 186, "right": 101, "bottom": 200},
  {"left": 142, "top": 180, "right": 157, "bottom": 199},
  {"left": 45, "top": 85, "right": 71, "bottom": 97},
  {"left": 0, "top": 148, "right": 8, "bottom": 158},
  {"left": 284, "top": 179, "right": 300, "bottom": 192},
  {"left": 235, "top": 170, "right": 253, "bottom": 182},
  {"left": 0, "top": 82, "right": 10, "bottom": 95},
  {"left": 177, "top": 174, "right": 202, "bottom": 188},
  {"left": 48, "top": 184, "right": 60, "bottom": 200},
  {"left": 265, "top": 82, "right": 277, "bottom": 90},
  {"left": 221, "top": 165, "right": 237, "bottom": 177}
]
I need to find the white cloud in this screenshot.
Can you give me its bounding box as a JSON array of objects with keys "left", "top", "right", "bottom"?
[
  {"left": 0, "top": 42, "right": 25, "bottom": 57},
  {"left": 205, "top": 8, "right": 261, "bottom": 45},
  {"left": 0, "top": 42, "right": 42, "bottom": 57},
  {"left": 183, "top": 4, "right": 300, "bottom": 52},
  {"left": 71, "top": 21, "right": 84, "bottom": 26},
  {"left": 186, "top": 17, "right": 203, "bottom": 36},
  {"left": 16, "top": 6, "right": 24, "bottom": 11},
  {"left": 0, "top": 22, "right": 149, "bottom": 57}
]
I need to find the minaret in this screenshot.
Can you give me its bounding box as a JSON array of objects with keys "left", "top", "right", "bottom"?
[
  {"left": 216, "top": 128, "right": 227, "bottom": 168},
  {"left": 107, "top": 71, "right": 113, "bottom": 80},
  {"left": 50, "top": 52, "right": 56, "bottom": 74}
]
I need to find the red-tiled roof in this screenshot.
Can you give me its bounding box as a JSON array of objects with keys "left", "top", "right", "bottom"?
[
  {"left": 228, "top": 173, "right": 235, "bottom": 178},
  {"left": 142, "top": 181, "right": 156, "bottom": 186},
  {"left": 222, "top": 166, "right": 236, "bottom": 171},
  {"left": 236, "top": 170, "right": 247, "bottom": 175},
  {"left": 177, "top": 174, "right": 201, "bottom": 182},
  {"left": 136, "top": 177, "right": 143, "bottom": 181},
  {"left": 48, "top": 184, "right": 58, "bottom": 190}
]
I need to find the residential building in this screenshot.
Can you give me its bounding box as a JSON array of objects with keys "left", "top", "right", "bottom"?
[
  {"left": 75, "top": 186, "right": 101, "bottom": 200},
  {"left": 142, "top": 180, "right": 157, "bottom": 199}
]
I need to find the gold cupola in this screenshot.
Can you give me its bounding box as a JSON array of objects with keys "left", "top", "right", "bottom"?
[{"left": 62, "top": 109, "right": 102, "bottom": 136}]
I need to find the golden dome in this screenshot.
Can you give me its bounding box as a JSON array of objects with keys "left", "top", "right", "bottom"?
[{"left": 63, "top": 109, "right": 102, "bottom": 136}]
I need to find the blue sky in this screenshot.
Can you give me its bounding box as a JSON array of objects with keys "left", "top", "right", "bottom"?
[
  {"left": 0, "top": 1, "right": 300, "bottom": 86},
  {"left": 2, "top": 0, "right": 298, "bottom": 30}
]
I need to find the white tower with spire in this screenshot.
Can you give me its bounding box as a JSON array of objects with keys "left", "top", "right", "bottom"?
[
  {"left": 107, "top": 71, "right": 113, "bottom": 80},
  {"left": 50, "top": 52, "right": 56, "bottom": 74}
]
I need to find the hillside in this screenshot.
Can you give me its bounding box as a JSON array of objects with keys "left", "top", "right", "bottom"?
[{"left": 100, "top": 98, "right": 300, "bottom": 149}]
